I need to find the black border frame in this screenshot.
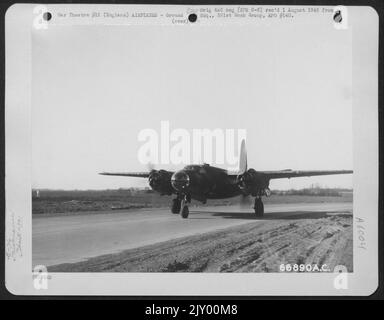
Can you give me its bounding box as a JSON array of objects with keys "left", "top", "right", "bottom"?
[{"left": 0, "top": 0, "right": 382, "bottom": 302}]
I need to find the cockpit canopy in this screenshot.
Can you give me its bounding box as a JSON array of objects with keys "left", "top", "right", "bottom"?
[{"left": 184, "top": 165, "right": 202, "bottom": 171}]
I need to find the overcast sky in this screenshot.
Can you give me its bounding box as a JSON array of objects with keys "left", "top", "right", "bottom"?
[{"left": 32, "top": 21, "right": 353, "bottom": 190}]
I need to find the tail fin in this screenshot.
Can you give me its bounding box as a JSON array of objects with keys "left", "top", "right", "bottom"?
[{"left": 238, "top": 139, "right": 247, "bottom": 174}]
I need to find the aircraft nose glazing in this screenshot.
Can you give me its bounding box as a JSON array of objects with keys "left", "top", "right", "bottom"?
[{"left": 171, "top": 171, "right": 190, "bottom": 191}]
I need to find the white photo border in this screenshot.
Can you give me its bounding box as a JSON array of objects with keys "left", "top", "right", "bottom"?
[{"left": 4, "top": 4, "right": 379, "bottom": 296}]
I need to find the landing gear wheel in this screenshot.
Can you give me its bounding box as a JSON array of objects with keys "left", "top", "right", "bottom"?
[
  {"left": 254, "top": 198, "right": 264, "bottom": 217},
  {"left": 171, "top": 199, "right": 181, "bottom": 214},
  {"left": 181, "top": 205, "right": 189, "bottom": 219}
]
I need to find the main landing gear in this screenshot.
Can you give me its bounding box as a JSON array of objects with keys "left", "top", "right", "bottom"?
[
  {"left": 171, "top": 198, "right": 181, "bottom": 214},
  {"left": 171, "top": 195, "right": 191, "bottom": 218},
  {"left": 254, "top": 197, "right": 264, "bottom": 217},
  {"left": 172, "top": 194, "right": 264, "bottom": 218}
]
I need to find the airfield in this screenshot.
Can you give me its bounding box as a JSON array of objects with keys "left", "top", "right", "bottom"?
[{"left": 32, "top": 191, "right": 353, "bottom": 272}]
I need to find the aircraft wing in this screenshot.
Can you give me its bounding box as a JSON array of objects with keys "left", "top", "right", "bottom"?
[
  {"left": 99, "top": 172, "right": 150, "bottom": 178},
  {"left": 260, "top": 170, "right": 353, "bottom": 180}
]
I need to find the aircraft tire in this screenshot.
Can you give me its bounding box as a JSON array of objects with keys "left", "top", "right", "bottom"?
[
  {"left": 171, "top": 199, "right": 181, "bottom": 214},
  {"left": 254, "top": 199, "right": 264, "bottom": 217},
  {"left": 181, "top": 205, "right": 189, "bottom": 219}
]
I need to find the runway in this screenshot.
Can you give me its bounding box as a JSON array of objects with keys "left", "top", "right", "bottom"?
[{"left": 32, "top": 202, "right": 352, "bottom": 267}]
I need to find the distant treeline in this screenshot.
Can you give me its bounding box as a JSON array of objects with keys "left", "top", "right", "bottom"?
[
  {"left": 271, "top": 187, "right": 352, "bottom": 197},
  {"left": 31, "top": 187, "right": 352, "bottom": 214},
  {"left": 32, "top": 187, "right": 352, "bottom": 199},
  {"left": 32, "top": 188, "right": 154, "bottom": 199}
]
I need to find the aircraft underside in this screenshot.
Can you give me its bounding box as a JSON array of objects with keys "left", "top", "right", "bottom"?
[{"left": 171, "top": 186, "right": 269, "bottom": 219}]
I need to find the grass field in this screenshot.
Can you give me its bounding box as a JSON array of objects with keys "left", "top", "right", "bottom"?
[{"left": 32, "top": 188, "right": 352, "bottom": 215}]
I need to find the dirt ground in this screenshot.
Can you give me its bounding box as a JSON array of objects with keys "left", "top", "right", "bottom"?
[{"left": 49, "top": 209, "right": 352, "bottom": 273}]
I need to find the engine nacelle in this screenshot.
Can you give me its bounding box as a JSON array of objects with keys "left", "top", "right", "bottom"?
[
  {"left": 237, "top": 169, "right": 258, "bottom": 191},
  {"left": 148, "top": 170, "right": 173, "bottom": 195},
  {"left": 237, "top": 169, "right": 270, "bottom": 196}
]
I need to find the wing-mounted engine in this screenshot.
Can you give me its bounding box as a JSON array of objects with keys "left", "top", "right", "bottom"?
[
  {"left": 237, "top": 169, "right": 271, "bottom": 196},
  {"left": 148, "top": 169, "right": 174, "bottom": 195}
]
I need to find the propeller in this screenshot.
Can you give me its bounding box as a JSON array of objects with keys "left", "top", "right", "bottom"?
[
  {"left": 146, "top": 163, "right": 172, "bottom": 205},
  {"left": 236, "top": 169, "right": 257, "bottom": 206},
  {"left": 147, "top": 162, "right": 162, "bottom": 186},
  {"left": 237, "top": 169, "right": 257, "bottom": 190},
  {"left": 147, "top": 163, "right": 173, "bottom": 197}
]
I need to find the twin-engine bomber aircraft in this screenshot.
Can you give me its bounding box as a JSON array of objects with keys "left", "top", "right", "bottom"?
[{"left": 100, "top": 141, "right": 353, "bottom": 218}]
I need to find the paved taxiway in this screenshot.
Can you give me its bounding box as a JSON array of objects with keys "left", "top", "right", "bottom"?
[{"left": 33, "top": 202, "right": 352, "bottom": 266}]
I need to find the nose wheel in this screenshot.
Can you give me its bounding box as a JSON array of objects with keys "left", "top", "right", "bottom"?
[
  {"left": 254, "top": 197, "right": 264, "bottom": 217},
  {"left": 171, "top": 198, "right": 181, "bottom": 214},
  {"left": 171, "top": 195, "right": 191, "bottom": 218},
  {"left": 181, "top": 202, "right": 189, "bottom": 218},
  {"left": 180, "top": 195, "right": 191, "bottom": 219}
]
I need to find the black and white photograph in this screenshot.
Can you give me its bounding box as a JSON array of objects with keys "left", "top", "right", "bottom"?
[{"left": 4, "top": 3, "right": 380, "bottom": 296}]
